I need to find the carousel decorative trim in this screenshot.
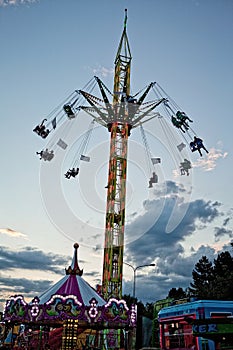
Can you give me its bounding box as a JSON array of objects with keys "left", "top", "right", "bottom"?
[{"left": 3, "top": 294, "right": 136, "bottom": 328}]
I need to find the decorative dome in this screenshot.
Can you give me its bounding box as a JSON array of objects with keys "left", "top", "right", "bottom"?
[{"left": 38, "top": 243, "right": 106, "bottom": 306}]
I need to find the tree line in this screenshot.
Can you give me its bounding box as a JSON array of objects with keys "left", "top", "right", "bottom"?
[
  {"left": 169, "top": 243, "right": 233, "bottom": 301},
  {"left": 124, "top": 243, "right": 233, "bottom": 315}
]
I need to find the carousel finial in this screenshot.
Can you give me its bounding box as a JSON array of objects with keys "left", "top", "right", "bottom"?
[{"left": 65, "top": 242, "right": 83, "bottom": 276}]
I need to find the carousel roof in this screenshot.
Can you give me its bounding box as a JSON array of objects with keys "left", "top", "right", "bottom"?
[
  {"left": 3, "top": 242, "right": 136, "bottom": 328},
  {"left": 38, "top": 243, "right": 106, "bottom": 306}
]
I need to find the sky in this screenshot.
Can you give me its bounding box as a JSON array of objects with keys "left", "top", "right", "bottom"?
[{"left": 0, "top": 0, "right": 233, "bottom": 311}]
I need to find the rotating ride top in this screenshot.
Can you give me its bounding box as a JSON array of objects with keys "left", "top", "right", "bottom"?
[{"left": 33, "top": 10, "right": 208, "bottom": 301}]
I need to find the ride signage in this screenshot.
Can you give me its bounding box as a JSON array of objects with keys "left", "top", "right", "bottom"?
[{"left": 193, "top": 322, "right": 233, "bottom": 335}]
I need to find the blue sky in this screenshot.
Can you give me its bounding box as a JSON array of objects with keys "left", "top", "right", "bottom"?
[{"left": 0, "top": 0, "right": 233, "bottom": 309}]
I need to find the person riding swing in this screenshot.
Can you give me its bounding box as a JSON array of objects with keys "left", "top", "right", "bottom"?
[
  {"left": 65, "top": 168, "right": 79, "bottom": 179},
  {"left": 176, "top": 111, "right": 193, "bottom": 131},
  {"left": 190, "top": 136, "right": 209, "bottom": 157},
  {"left": 171, "top": 116, "right": 187, "bottom": 133},
  {"left": 33, "top": 119, "right": 50, "bottom": 138},
  {"left": 180, "top": 158, "right": 192, "bottom": 176}
]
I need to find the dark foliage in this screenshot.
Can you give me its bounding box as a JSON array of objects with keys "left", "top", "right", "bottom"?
[
  {"left": 168, "top": 287, "right": 187, "bottom": 300},
  {"left": 189, "top": 248, "right": 233, "bottom": 300}
]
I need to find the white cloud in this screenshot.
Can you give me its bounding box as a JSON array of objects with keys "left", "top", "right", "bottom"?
[
  {"left": 193, "top": 147, "right": 228, "bottom": 171},
  {"left": 0, "top": 227, "right": 27, "bottom": 238},
  {"left": 0, "top": 0, "right": 38, "bottom": 7},
  {"left": 92, "top": 65, "right": 114, "bottom": 78}
]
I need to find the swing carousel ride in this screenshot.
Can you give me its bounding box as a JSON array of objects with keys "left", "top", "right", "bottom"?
[
  {"left": 32, "top": 9, "right": 208, "bottom": 300},
  {"left": 2, "top": 9, "right": 208, "bottom": 350}
]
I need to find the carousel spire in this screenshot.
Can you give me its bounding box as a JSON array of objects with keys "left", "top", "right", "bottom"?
[{"left": 65, "top": 242, "right": 83, "bottom": 276}]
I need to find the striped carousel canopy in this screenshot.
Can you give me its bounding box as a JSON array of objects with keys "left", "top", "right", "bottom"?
[{"left": 38, "top": 243, "right": 106, "bottom": 306}]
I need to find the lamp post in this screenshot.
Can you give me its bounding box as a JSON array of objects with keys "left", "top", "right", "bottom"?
[
  {"left": 123, "top": 262, "right": 155, "bottom": 300},
  {"left": 124, "top": 262, "right": 155, "bottom": 350}
]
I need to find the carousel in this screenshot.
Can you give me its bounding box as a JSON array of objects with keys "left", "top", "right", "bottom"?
[{"left": 2, "top": 243, "right": 136, "bottom": 350}]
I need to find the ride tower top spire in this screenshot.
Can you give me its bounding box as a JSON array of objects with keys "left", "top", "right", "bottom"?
[{"left": 113, "top": 8, "right": 132, "bottom": 104}]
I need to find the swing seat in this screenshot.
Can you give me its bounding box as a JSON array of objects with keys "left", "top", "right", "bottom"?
[
  {"left": 33, "top": 124, "right": 44, "bottom": 134},
  {"left": 180, "top": 159, "right": 192, "bottom": 170},
  {"left": 190, "top": 142, "right": 197, "bottom": 152},
  {"left": 41, "top": 129, "right": 50, "bottom": 138},
  {"left": 33, "top": 125, "right": 41, "bottom": 134},
  {"left": 151, "top": 172, "right": 158, "bottom": 183},
  {"left": 42, "top": 150, "right": 54, "bottom": 161},
  {"left": 47, "top": 152, "right": 54, "bottom": 161},
  {"left": 71, "top": 168, "right": 79, "bottom": 177},
  {"left": 149, "top": 172, "right": 158, "bottom": 186},
  {"left": 63, "top": 104, "right": 75, "bottom": 119},
  {"left": 33, "top": 125, "right": 50, "bottom": 138}
]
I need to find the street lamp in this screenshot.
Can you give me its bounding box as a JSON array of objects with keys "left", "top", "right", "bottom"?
[
  {"left": 123, "top": 262, "right": 155, "bottom": 300},
  {"left": 123, "top": 262, "right": 155, "bottom": 350}
]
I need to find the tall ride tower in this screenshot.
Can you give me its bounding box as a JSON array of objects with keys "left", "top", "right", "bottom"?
[
  {"left": 77, "top": 10, "right": 164, "bottom": 300},
  {"left": 101, "top": 9, "right": 132, "bottom": 300}
]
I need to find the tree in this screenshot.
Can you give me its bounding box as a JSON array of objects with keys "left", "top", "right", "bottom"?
[
  {"left": 122, "top": 294, "right": 152, "bottom": 317},
  {"left": 189, "top": 249, "right": 233, "bottom": 300},
  {"left": 167, "top": 287, "right": 187, "bottom": 300},
  {"left": 189, "top": 255, "right": 214, "bottom": 299},
  {"left": 144, "top": 302, "right": 154, "bottom": 319},
  {"left": 212, "top": 251, "right": 233, "bottom": 300}
]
